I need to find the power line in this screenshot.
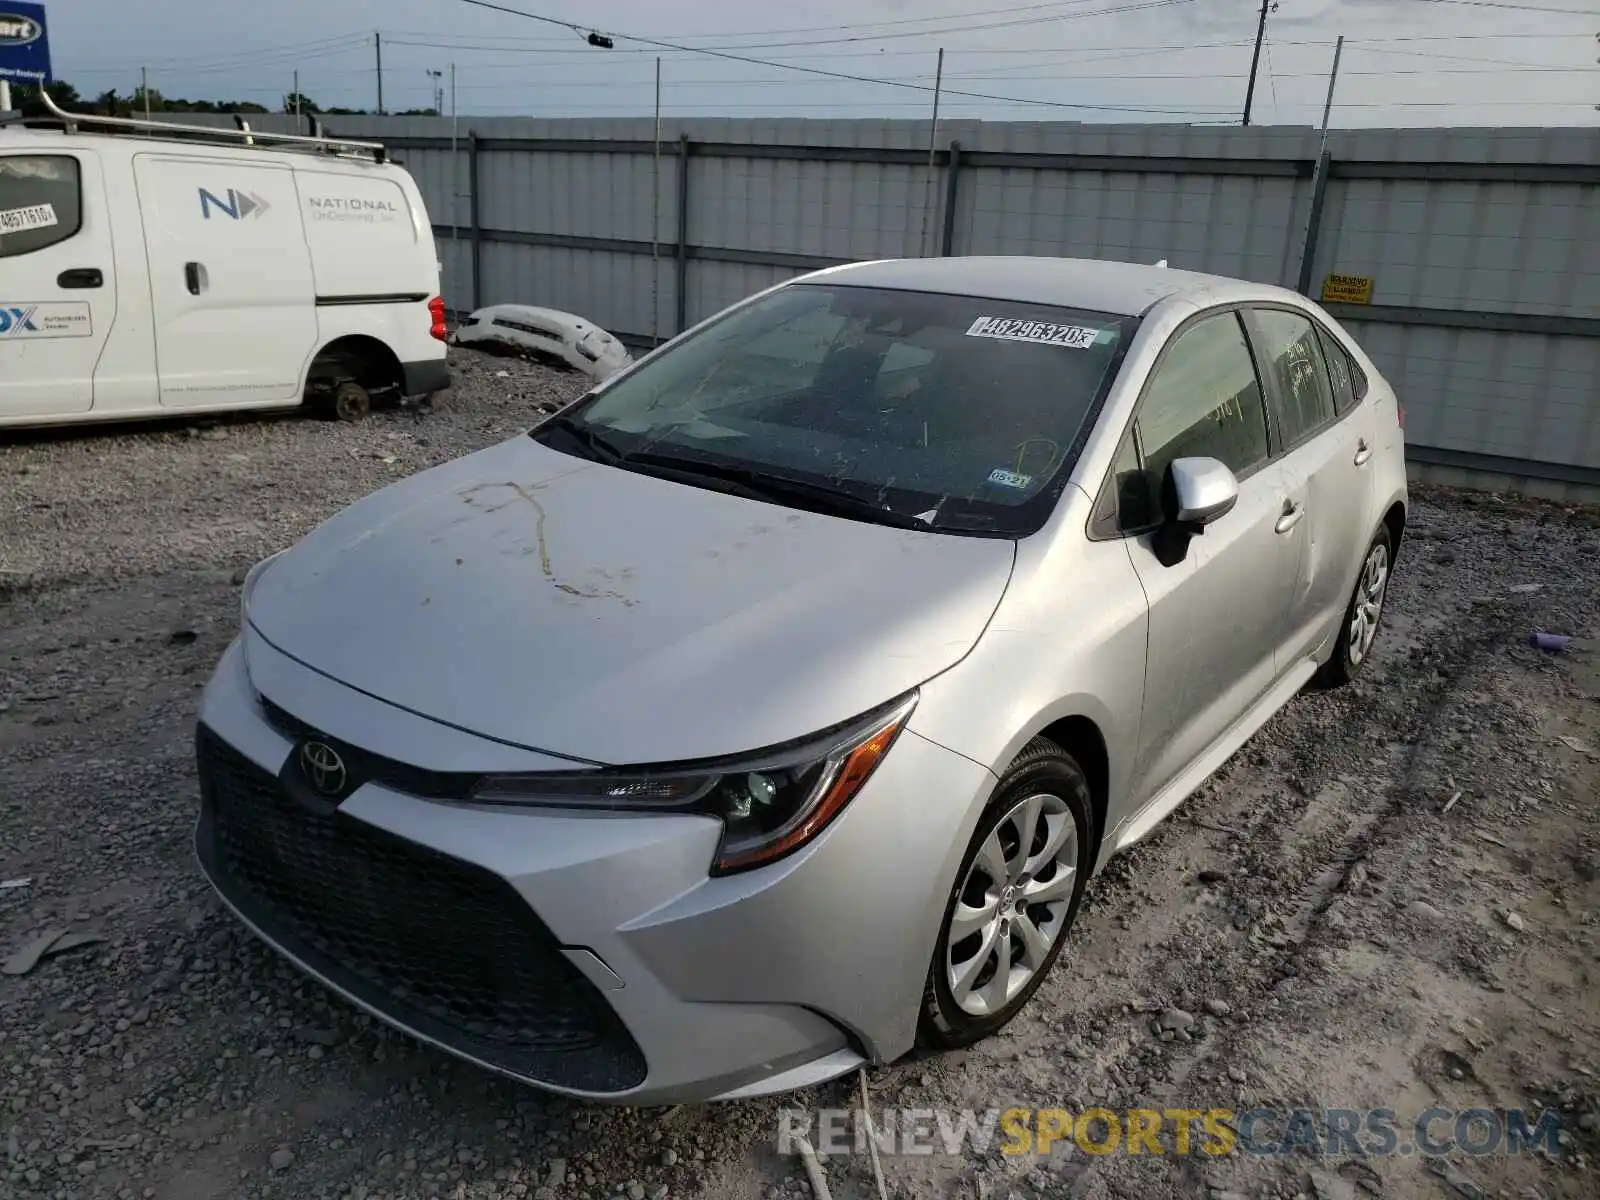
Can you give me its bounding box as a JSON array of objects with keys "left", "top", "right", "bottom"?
[
  {"left": 67, "top": 45, "right": 371, "bottom": 78},
  {"left": 451, "top": 0, "right": 1233, "bottom": 116},
  {"left": 684, "top": 1, "right": 1196, "bottom": 51},
  {"left": 1344, "top": 44, "right": 1595, "bottom": 70},
  {"left": 631, "top": 0, "right": 1111, "bottom": 40},
  {"left": 378, "top": 30, "right": 1593, "bottom": 63},
  {"left": 425, "top": 64, "right": 1595, "bottom": 90},
  {"left": 1410, "top": 0, "right": 1598, "bottom": 12},
  {"left": 407, "top": 1, "right": 1164, "bottom": 49},
  {"left": 66, "top": 33, "right": 372, "bottom": 70}
]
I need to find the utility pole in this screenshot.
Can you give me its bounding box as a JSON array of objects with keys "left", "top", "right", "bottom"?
[
  {"left": 375, "top": 32, "right": 384, "bottom": 115},
  {"left": 919, "top": 47, "right": 945, "bottom": 257},
  {"left": 651, "top": 55, "right": 662, "bottom": 345},
  {"left": 1241, "top": 0, "right": 1274, "bottom": 127},
  {"left": 1317, "top": 35, "right": 1345, "bottom": 148},
  {"left": 449, "top": 64, "right": 459, "bottom": 248},
  {"left": 141, "top": 65, "right": 150, "bottom": 120},
  {"left": 293, "top": 69, "right": 300, "bottom": 118}
]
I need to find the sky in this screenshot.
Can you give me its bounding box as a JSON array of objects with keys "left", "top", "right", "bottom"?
[{"left": 39, "top": 0, "right": 1600, "bottom": 128}]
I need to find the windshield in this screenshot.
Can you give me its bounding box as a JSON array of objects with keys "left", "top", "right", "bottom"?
[{"left": 533, "top": 283, "right": 1134, "bottom": 535}]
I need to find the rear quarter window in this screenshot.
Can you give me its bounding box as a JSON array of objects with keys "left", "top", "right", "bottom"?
[
  {"left": 1316, "top": 324, "right": 1366, "bottom": 413},
  {"left": 0, "top": 155, "right": 83, "bottom": 258}
]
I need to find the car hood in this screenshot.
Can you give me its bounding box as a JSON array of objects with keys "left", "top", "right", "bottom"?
[{"left": 246, "top": 434, "right": 1016, "bottom": 764}]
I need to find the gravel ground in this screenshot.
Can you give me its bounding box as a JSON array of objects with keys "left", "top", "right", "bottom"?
[{"left": 2, "top": 348, "right": 1597, "bottom": 1200}]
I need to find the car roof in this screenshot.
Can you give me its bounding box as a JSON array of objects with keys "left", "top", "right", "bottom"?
[{"left": 809, "top": 255, "right": 1298, "bottom": 318}]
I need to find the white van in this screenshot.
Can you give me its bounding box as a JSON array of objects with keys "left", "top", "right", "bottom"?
[{"left": 0, "top": 96, "right": 449, "bottom": 428}]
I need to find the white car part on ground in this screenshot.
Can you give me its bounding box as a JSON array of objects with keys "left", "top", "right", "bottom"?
[{"left": 452, "top": 304, "right": 633, "bottom": 382}]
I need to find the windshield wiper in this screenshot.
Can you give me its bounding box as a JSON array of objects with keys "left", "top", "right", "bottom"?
[
  {"left": 622, "top": 450, "right": 937, "bottom": 531},
  {"left": 537, "top": 414, "right": 626, "bottom": 465}
]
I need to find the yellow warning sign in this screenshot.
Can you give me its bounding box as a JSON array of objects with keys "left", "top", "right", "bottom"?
[{"left": 1321, "top": 274, "right": 1374, "bottom": 305}]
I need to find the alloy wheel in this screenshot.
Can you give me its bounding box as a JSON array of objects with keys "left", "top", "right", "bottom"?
[
  {"left": 1347, "top": 541, "right": 1390, "bottom": 667},
  {"left": 945, "top": 791, "right": 1079, "bottom": 1017}
]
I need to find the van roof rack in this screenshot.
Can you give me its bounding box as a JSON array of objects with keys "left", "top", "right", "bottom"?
[{"left": 28, "top": 89, "right": 387, "bottom": 163}]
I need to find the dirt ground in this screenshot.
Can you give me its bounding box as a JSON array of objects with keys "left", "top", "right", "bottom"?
[{"left": 2, "top": 352, "right": 1597, "bottom": 1200}]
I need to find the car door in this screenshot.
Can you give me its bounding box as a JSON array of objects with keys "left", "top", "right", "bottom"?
[
  {"left": 131, "top": 154, "right": 317, "bottom": 408},
  {"left": 1105, "top": 309, "right": 1302, "bottom": 804},
  {"left": 1246, "top": 306, "right": 1378, "bottom": 668},
  {"left": 0, "top": 150, "right": 115, "bottom": 418}
]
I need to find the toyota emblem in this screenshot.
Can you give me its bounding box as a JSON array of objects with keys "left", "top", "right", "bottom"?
[{"left": 299, "top": 741, "right": 348, "bottom": 797}]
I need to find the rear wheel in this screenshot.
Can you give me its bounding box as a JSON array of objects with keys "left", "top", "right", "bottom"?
[
  {"left": 331, "top": 380, "right": 372, "bottom": 423},
  {"left": 919, "top": 738, "right": 1093, "bottom": 1049},
  {"left": 1317, "top": 525, "right": 1393, "bottom": 687}
]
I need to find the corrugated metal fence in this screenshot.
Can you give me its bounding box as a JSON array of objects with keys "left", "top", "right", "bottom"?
[{"left": 165, "top": 112, "right": 1600, "bottom": 497}]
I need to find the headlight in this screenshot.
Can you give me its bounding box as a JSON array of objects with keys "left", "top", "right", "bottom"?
[{"left": 472, "top": 692, "right": 917, "bottom": 875}]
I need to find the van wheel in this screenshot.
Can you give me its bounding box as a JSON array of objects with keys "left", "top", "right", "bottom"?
[
  {"left": 918, "top": 738, "right": 1093, "bottom": 1049},
  {"left": 332, "top": 381, "right": 372, "bottom": 423}
]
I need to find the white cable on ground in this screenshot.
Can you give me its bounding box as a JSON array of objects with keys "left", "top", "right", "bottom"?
[
  {"left": 858, "top": 1068, "right": 889, "bottom": 1200},
  {"left": 793, "top": 1132, "right": 833, "bottom": 1200}
]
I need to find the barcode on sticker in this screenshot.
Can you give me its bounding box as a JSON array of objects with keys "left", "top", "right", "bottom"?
[
  {"left": 966, "top": 317, "right": 1099, "bottom": 350},
  {"left": 0, "top": 204, "right": 59, "bottom": 235}
]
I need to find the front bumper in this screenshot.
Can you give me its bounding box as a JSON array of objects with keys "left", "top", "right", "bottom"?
[{"left": 194, "top": 633, "right": 995, "bottom": 1104}]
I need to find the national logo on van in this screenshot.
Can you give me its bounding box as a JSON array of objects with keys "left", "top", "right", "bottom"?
[
  {"left": 305, "top": 195, "right": 401, "bottom": 224},
  {"left": 0, "top": 14, "right": 43, "bottom": 45},
  {"left": 198, "top": 187, "right": 271, "bottom": 221}
]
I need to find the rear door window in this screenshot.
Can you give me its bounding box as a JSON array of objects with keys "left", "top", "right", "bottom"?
[
  {"left": 0, "top": 155, "right": 83, "bottom": 258},
  {"left": 1251, "top": 308, "right": 1337, "bottom": 448}
]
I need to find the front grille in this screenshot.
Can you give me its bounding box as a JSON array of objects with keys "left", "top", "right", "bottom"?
[
  {"left": 257, "top": 696, "right": 479, "bottom": 800},
  {"left": 195, "top": 725, "right": 646, "bottom": 1092}
]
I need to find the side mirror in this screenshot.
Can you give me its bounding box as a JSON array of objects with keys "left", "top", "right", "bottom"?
[
  {"left": 1167, "top": 457, "right": 1238, "bottom": 529},
  {"left": 1151, "top": 457, "right": 1238, "bottom": 567}
]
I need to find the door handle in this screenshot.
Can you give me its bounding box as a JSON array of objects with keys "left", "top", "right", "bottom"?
[
  {"left": 184, "top": 261, "right": 206, "bottom": 295},
  {"left": 1275, "top": 500, "right": 1305, "bottom": 535},
  {"left": 56, "top": 268, "right": 103, "bottom": 289},
  {"left": 1353, "top": 439, "right": 1373, "bottom": 467}
]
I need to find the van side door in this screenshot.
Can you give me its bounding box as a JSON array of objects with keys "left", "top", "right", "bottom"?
[
  {"left": 0, "top": 150, "right": 115, "bottom": 419},
  {"left": 132, "top": 154, "right": 317, "bottom": 409}
]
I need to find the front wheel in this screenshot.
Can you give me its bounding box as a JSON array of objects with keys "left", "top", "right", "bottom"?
[
  {"left": 918, "top": 738, "right": 1094, "bottom": 1049},
  {"left": 1317, "top": 525, "right": 1393, "bottom": 687}
]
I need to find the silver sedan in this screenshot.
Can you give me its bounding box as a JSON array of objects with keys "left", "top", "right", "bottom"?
[{"left": 194, "top": 256, "right": 1408, "bottom": 1104}]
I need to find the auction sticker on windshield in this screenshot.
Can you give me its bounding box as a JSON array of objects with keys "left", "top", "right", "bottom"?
[
  {"left": 966, "top": 317, "right": 1099, "bottom": 350},
  {"left": 986, "top": 468, "right": 1034, "bottom": 490},
  {"left": 0, "top": 203, "right": 58, "bottom": 235}
]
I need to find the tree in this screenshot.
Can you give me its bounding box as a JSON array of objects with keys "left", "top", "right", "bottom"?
[
  {"left": 11, "top": 79, "right": 82, "bottom": 118},
  {"left": 15, "top": 79, "right": 352, "bottom": 119},
  {"left": 283, "top": 91, "right": 321, "bottom": 115}
]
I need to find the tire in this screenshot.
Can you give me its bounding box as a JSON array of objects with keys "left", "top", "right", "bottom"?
[
  {"left": 331, "top": 381, "right": 372, "bottom": 423},
  {"left": 1316, "top": 524, "right": 1394, "bottom": 688},
  {"left": 918, "top": 738, "right": 1094, "bottom": 1049}
]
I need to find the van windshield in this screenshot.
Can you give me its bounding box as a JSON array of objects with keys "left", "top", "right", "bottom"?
[{"left": 534, "top": 284, "right": 1133, "bottom": 535}]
